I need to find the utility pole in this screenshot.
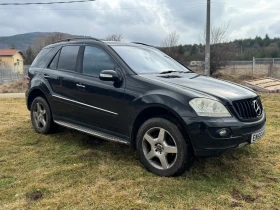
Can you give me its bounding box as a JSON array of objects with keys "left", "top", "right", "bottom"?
[{"left": 205, "top": 0, "right": 211, "bottom": 76}]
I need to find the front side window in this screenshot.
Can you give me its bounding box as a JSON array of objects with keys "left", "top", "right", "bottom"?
[
  {"left": 112, "top": 45, "right": 190, "bottom": 74},
  {"left": 83, "top": 46, "right": 115, "bottom": 77},
  {"left": 57, "top": 46, "right": 80, "bottom": 71}
]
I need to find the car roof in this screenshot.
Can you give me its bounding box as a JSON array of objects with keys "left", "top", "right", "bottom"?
[{"left": 44, "top": 38, "right": 154, "bottom": 49}]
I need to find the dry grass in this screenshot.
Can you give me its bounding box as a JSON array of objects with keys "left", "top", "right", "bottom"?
[
  {"left": 0, "top": 95, "right": 280, "bottom": 210},
  {"left": 212, "top": 73, "right": 264, "bottom": 84},
  {"left": 0, "top": 79, "right": 28, "bottom": 93}
]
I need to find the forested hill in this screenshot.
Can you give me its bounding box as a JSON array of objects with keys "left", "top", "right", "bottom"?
[
  {"left": 1, "top": 32, "right": 279, "bottom": 61},
  {"left": 173, "top": 34, "right": 280, "bottom": 61},
  {"left": 0, "top": 32, "right": 54, "bottom": 51}
]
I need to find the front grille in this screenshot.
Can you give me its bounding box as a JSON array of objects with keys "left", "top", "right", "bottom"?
[{"left": 233, "top": 97, "right": 263, "bottom": 120}]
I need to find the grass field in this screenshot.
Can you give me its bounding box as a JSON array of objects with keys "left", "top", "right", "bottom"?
[{"left": 0, "top": 95, "right": 280, "bottom": 210}]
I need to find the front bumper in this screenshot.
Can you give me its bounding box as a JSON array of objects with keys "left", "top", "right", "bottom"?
[{"left": 183, "top": 111, "right": 266, "bottom": 157}]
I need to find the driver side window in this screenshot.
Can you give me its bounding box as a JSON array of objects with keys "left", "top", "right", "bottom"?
[{"left": 83, "top": 46, "right": 115, "bottom": 77}]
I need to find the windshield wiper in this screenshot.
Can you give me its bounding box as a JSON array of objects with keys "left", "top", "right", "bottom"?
[
  {"left": 160, "top": 70, "right": 193, "bottom": 74},
  {"left": 160, "top": 70, "right": 182, "bottom": 74}
]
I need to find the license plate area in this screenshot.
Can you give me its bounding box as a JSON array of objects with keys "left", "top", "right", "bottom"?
[{"left": 251, "top": 128, "right": 265, "bottom": 144}]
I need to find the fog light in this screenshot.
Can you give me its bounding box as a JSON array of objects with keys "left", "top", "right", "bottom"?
[{"left": 218, "top": 129, "right": 229, "bottom": 137}]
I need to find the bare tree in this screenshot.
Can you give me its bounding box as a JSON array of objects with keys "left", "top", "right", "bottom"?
[
  {"left": 105, "top": 34, "right": 123, "bottom": 41},
  {"left": 201, "top": 23, "right": 232, "bottom": 75},
  {"left": 0, "top": 58, "right": 8, "bottom": 67},
  {"left": 161, "top": 31, "right": 180, "bottom": 54}
]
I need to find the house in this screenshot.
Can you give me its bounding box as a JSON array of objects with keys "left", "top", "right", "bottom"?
[{"left": 0, "top": 49, "right": 24, "bottom": 73}]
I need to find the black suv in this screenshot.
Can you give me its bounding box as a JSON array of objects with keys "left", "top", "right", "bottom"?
[{"left": 26, "top": 38, "right": 266, "bottom": 176}]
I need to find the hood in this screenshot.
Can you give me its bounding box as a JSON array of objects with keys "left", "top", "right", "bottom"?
[{"left": 139, "top": 73, "right": 257, "bottom": 104}]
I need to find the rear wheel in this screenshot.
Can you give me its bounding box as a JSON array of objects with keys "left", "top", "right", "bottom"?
[
  {"left": 136, "top": 117, "right": 194, "bottom": 176},
  {"left": 30, "top": 97, "right": 56, "bottom": 134}
]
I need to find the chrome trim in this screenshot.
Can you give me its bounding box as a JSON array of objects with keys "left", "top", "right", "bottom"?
[
  {"left": 76, "top": 84, "right": 85, "bottom": 88},
  {"left": 54, "top": 120, "right": 129, "bottom": 145},
  {"left": 53, "top": 94, "right": 118, "bottom": 115}
]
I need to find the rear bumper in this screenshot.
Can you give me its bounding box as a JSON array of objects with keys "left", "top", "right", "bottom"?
[{"left": 183, "top": 111, "right": 266, "bottom": 157}]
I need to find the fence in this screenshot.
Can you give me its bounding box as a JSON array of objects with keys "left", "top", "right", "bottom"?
[
  {"left": 189, "top": 58, "right": 280, "bottom": 78},
  {"left": 220, "top": 58, "right": 280, "bottom": 78},
  {"left": 0, "top": 65, "right": 29, "bottom": 85}
]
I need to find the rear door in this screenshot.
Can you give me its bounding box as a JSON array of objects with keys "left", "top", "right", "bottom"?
[
  {"left": 74, "top": 45, "right": 129, "bottom": 136},
  {"left": 44, "top": 45, "right": 82, "bottom": 121}
]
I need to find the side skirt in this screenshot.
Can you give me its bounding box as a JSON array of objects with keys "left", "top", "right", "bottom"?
[{"left": 54, "top": 120, "right": 129, "bottom": 145}]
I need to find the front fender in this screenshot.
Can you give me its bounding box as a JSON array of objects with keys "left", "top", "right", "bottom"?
[{"left": 130, "top": 90, "right": 197, "bottom": 123}]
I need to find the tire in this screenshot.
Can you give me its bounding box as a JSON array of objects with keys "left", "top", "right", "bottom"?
[
  {"left": 136, "top": 117, "right": 194, "bottom": 176},
  {"left": 30, "top": 96, "right": 57, "bottom": 134}
]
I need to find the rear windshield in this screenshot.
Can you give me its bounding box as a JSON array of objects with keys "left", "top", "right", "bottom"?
[
  {"left": 111, "top": 45, "right": 190, "bottom": 74},
  {"left": 31, "top": 48, "right": 53, "bottom": 68}
]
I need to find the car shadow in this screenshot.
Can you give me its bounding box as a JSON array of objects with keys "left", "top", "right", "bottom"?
[{"left": 49, "top": 127, "right": 264, "bottom": 180}]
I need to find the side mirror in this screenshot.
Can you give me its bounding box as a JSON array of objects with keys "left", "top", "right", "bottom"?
[{"left": 99, "top": 70, "right": 121, "bottom": 82}]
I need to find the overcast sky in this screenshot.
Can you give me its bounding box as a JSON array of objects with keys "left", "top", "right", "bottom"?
[{"left": 0, "top": 0, "right": 279, "bottom": 45}]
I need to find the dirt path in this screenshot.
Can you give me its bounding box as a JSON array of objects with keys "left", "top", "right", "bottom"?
[{"left": 0, "top": 93, "right": 25, "bottom": 98}]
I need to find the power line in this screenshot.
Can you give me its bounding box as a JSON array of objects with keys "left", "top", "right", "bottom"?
[
  {"left": 0, "top": 0, "right": 96, "bottom": 6},
  {"left": 0, "top": 2, "right": 203, "bottom": 10}
]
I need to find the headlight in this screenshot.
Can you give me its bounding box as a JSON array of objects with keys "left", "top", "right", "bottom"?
[{"left": 189, "top": 98, "right": 231, "bottom": 117}]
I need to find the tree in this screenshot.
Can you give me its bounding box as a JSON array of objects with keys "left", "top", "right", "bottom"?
[
  {"left": 202, "top": 23, "right": 233, "bottom": 75},
  {"left": 264, "top": 34, "right": 270, "bottom": 46},
  {"left": 105, "top": 34, "right": 123, "bottom": 41},
  {"left": 0, "top": 58, "right": 8, "bottom": 67},
  {"left": 160, "top": 31, "right": 180, "bottom": 59},
  {"left": 190, "top": 45, "right": 198, "bottom": 56},
  {"left": 24, "top": 46, "right": 35, "bottom": 65},
  {"left": 178, "top": 45, "right": 184, "bottom": 55},
  {"left": 161, "top": 31, "right": 180, "bottom": 53}
]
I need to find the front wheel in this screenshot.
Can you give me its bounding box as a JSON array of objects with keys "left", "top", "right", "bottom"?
[
  {"left": 136, "top": 117, "right": 194, "bottom": 176},
  {"left": 30, "top": 96, "right": 56, "bottom": 134}
]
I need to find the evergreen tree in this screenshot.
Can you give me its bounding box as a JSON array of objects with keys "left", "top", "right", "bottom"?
[
  {"left": 25, "top": 46, "right": 35, "bottom": 65},
  {"left": 190, "top": 45, "right": 198, "bottom": 56},
  {"left": 178, "top": 45, "right": 184, "bottom": 55},
  {"left": 264, "top": 34, "right": 270, "bottom": 46}
]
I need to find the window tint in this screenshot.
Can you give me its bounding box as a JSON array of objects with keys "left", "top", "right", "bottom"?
[
  {"left": 49, "top": 50, "right": 60, "bottom": 69},
  {"left": 83, "top": 46, "right": 115, "bottom": 77},
  {"left": 31, "top": 48, "right": 53, "bottom": 68},
  {"left": 57, "top": 46, "right": 80, "bottom": 71}
]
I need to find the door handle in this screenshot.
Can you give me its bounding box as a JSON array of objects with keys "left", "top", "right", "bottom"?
[
  {"left": 43, "top": 74, "right": 50, "bottom": 79},
  {"left": 76, "top": 84, "right": 86, "bottom": 88}
]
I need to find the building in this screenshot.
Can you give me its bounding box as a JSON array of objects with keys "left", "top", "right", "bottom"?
[{"left": 0, "top": 49, "right": 24, "bottom": 73}]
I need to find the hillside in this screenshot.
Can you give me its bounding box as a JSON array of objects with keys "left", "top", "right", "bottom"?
[
  {"left": 162, "top": 35, "right": 280, "bottom": 63},
  {"left": 0, "top": 32, "right": 54, "bottom": 51}
]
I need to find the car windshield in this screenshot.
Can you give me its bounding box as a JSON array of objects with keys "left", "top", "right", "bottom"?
[{"left": 111, "top": 45, "right": 190, "bottom": 74}]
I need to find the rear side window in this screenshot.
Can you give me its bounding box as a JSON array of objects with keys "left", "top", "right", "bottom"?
[
  {"left": 49, "top": 51, "right": 60, "bottom": 69},
  {"left": 57, "top": 46, "right": 80, "bottom": 71},
  {"left": 83, "top": 46, "right": 115, "bottom": 77},
  {"left": 31, "top": 48, "right": 53, "bottom": 68}
]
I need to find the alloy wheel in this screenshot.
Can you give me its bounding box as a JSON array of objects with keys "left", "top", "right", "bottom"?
[
  {"left": 33, "top": 102, "right": 47, "bottom": 129},
  {"left": 142, "top": 127, "right": 178, "bottom": 170}
]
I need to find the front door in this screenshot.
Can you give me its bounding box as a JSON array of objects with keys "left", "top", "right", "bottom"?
[{"left": 74, "top": 45, "right": 129, "bottom": 136}]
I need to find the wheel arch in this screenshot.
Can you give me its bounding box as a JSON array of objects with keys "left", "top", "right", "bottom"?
[
  {"left": 130, "top": 104, "right": 191, "bottom": 150},
  {"left": 27, "top": 88, "right": 48, "bottom": 110}
]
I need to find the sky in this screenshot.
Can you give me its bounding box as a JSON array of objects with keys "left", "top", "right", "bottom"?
[{"left": 0, "top": 0, "right": 280, "bottom": 45}]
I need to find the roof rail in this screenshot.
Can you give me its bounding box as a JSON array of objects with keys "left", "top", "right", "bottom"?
[
  {"left": 131, "top": 42, "right": 151, "bottom": 47},
  {"left": 52, "top": 37, "right": 102, "bottom": 44}
]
